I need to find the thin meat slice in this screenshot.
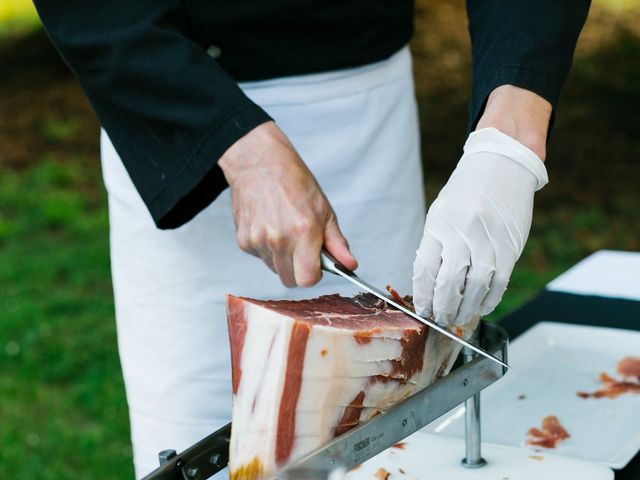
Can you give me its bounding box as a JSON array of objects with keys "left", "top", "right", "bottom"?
[
  {"left": 577, "top": 356, "right": 640, "bottom": 399},
  {"left": 385, "top": 285, "right": 412, "bottom": 309},
  {"left": 617, "top": 356, "right": 640, "bottom": 379},
  {"left": 526, "top": 415, "right": 570, "bottom": 449},
  {"left": 226, "top": 293, "right": 478, "bottom": 480},
  {"left": 375, "top": 468, "right": 391, "bottom": 480}
]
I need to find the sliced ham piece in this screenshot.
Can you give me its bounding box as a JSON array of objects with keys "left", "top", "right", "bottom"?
[
  {"left": 226, "top": 292, "right": 478, "bottom": 480},
  {"left": 526, "top": 415, "right": 570, "bottom": 449},
  {"left": 374, "top": 467, "right": 391, "bottom": 480},
  {"left": 576, "top": 356, "right": 640, "bottom": 399},
  {"left": 617, "top": 356, "right": 640, "bottom": 379}
]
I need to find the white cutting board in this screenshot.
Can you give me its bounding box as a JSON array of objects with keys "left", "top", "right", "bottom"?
[
  {"left": 345, "top": 432, "right": 613, "bottom": 480},
  {"left": 425, "top": 322, "right": 640, "bottom": 469}
]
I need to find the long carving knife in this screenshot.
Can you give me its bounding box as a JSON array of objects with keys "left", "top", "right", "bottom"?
[{"left": 320, "top": 250, "right": 509, "bottom": 370}]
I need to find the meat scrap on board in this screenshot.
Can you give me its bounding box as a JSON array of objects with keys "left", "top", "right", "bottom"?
[
  {"left": 226, "top": 292, "right": 479, "bottom": 480},
  {"left": 374, "top": 467, "right": 391, "bottom": 480},
  {"left": 526, "top": 415, "right": 570, "bottom": 449},
  {"left": 577, "top": 356, "right": 640, "bottom": 399}
]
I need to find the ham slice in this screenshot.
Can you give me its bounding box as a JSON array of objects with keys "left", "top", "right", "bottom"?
[
  {"left": 226, "top": 293, "right": 478, "bottom": 480},
  {"left": 576, "top": 356, "right": 640, "bottom": 399},
  {"left": 526, "top": 415, "right": 570, "bottom": 448}
]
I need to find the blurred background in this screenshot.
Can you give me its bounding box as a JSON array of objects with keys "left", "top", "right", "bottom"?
[{"left": 0, "top": 0, "right": 638, "bottom": 478}]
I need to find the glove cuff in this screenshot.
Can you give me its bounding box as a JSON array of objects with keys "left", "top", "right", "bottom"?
[{"left": 463, "top": 127, "right": 549, "bottom": 191}]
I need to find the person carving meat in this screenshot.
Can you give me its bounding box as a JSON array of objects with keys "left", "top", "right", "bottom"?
[{"left": 33, "top": 1, "right": 590, "bottom": 477}]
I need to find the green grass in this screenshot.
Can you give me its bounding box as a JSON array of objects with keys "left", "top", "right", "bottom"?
[
  {"left": 0, "top": 0, "right": 39, "bottom": 38},
  {"left": 596, "top": 0, "right": 640, "bottom": 11},
  {"left": 0, "top": 158, "right": 134, "bottom": 479}
]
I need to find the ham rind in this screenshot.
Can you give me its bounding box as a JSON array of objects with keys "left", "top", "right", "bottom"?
[{"left": 226, "top": 293, "right": 477, "bottom": 480}]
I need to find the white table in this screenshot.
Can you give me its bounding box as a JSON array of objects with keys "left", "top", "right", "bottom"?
[{"left": 547, "top": 250, "right": 640, "bottom": 301}]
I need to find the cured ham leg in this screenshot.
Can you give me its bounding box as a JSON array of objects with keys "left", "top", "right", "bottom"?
[{"left": 226, "top": 293, "right": 478, "bottom": 480}]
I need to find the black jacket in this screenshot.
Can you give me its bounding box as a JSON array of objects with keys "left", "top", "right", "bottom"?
[{"left": 34, "top": 0, "right": 590, "bottom": 229}]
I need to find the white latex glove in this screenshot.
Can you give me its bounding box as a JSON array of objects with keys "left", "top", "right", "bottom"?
[{"left": 412, "top": 127, "right": 548, "bottom": 327}]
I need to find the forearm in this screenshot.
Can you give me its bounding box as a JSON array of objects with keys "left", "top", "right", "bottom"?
[
  {"left": 34, "top": 0, "right": 271, "bottom": 229},
  {"left": 466, "top": 0, "right": 590, "bottom": 155},
  {"left": 476, "top": 85, "right": 552, "bottom": 161}
]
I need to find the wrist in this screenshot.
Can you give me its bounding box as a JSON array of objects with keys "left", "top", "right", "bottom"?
[
  {"left": 218, "top": 120, "right": 287, "bottom": 185},
  {"left": 476, "top": 85, "right": 551, "bottom": 161},
  {"left": 464, "top": 127, "right": 549, "bottom": 191}
]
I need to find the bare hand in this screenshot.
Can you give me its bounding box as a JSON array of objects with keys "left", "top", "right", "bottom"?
[{"left": 219, "top": 121, "right": 357, "bottom": 287}]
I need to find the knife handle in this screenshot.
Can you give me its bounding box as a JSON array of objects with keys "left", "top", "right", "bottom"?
[{"left": 320, "top": 250, "right": 349, "bottom": 276}]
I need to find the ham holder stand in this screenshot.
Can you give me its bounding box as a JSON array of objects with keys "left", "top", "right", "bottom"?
[{"left": 143, "top": 322, "right": 508, "bottom": 480}]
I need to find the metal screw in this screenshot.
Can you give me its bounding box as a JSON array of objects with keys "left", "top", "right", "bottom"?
[
  {"left": 402, "top": 419, "right": 408, "bottom": 427},
  {"left": 158, "top": 449, "right": 177, "bottom": 466},
  {"left": 209, "top": 453, "right": 222, "bottom": 467},
  {"left": 463, "top": 378, "right": 469, "bottom": 386},
  {"left": 185, "top": 467, "right": 199, "bottom": 479}
]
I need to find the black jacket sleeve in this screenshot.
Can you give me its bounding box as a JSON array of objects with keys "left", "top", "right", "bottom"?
[
  {"left": 466, "top": 0, "right": 590, "bottom": 131},
  {"left": 33, "top": 0, "right": 272, "bottom": 229}
]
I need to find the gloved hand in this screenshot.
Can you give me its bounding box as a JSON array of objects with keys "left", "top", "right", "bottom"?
[{"left": 412, "top": 127, "right": 548, "bottom": 327}]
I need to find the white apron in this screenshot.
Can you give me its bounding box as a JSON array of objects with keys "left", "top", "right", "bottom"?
[{"left": 101, "top": 46, "right": 425, "bottom": 478}]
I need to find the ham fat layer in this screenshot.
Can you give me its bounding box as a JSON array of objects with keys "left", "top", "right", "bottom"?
[{"left": 226, "top": 293, "right": 478, "bottom": 479}]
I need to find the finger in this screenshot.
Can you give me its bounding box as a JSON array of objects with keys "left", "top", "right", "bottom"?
[
  {"left": 453, "top": 237, "right": 495, "bottom": 327},
  {"left": 323, "top": 212, "right": 358, "bottom": 271},
  {"left": 236, "top": 227, "right": 258, "bottom": 257},
  {"left": 257, "top": 249, "right": 276, "bottom": 273},
  {"left": 272, "top": 251, "right": 297, "bottom": 288},
  {"left": 479, "top": 247, "right": 517, "bottom": 316},
  {"left": 292, "top": 236, "right": 323, "bottom": 287},
  {"left": 291, "top": 215, "right": 324, "bottom": 287},
  {"left": 248, "top": 228, "right": 279, "bottom": 273},
  {"left": 431, "top": 236, "right": 470, "bottom": 326},
  {"left": 412, "top": 233, "right": 442, "bottom": 319},
  {"left": 263, "top": 227, "right": 296, "bottom": 287}
]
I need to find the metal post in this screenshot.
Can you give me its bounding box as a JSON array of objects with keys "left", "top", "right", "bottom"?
[
  {"left": 461, "top": 327, "right": 487, "bottom": 468},
  {"left": 278, "top": 466, "right": 346, "bottom": 480}
]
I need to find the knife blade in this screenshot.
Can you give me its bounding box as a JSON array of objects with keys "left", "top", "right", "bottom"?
[{"left": 320, "top": 250, "right": 509, "bottom": 369}]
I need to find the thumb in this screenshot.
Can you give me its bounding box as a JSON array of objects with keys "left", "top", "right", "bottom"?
[{"left": 324, "top": 213, "right": 358, "bottom": 271}]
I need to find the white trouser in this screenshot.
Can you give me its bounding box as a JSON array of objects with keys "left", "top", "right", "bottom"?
[{"left": 101, "top": 46, "right": 425, "bottom": 478}]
